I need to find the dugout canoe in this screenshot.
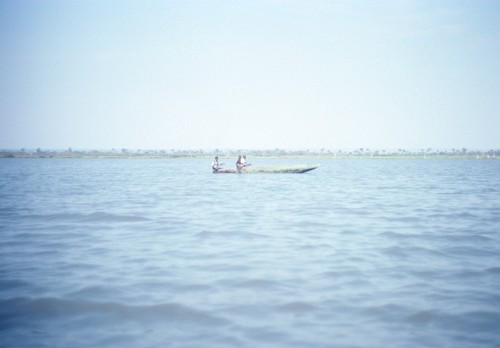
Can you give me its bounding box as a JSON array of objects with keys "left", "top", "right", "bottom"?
[{"left": 213, "top": 164, "right": 319, "bottom": 174}]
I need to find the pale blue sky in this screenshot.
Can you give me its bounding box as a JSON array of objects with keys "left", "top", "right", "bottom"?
[{"left": 1, "top": 0, "right": 499, "bottom": 150}]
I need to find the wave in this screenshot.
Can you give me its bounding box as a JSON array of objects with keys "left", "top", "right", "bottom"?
[
  {"left": 276, "top": 301, "right": 317, "bottom": 313},
  {"left": 0, "top": 279, "right": 31, "bottom": 290},
  {"left": 485, "top": 267, "right": 500, "bottom": 274},
  {"left": 0, "top": 297, "right": 228, "bottom": 328},
  {"left": 20, "top": 212, "right": 151, "bottom": 224},
  {"left": 194, "top": 230, "right": 270, "bottom": 241},
  {"left": 66, "top": 286, "right": 126, "bottom": 298},
  {"left": 234, "top": 279, "right": 280, "bottom": 289},
  {"left": 406, "top": 309, "right": 500, "bottom": 334}
]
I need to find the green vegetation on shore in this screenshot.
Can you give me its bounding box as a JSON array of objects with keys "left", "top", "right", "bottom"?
[{"left": 0, "top": 148, "right": 498, "bottom": 159}]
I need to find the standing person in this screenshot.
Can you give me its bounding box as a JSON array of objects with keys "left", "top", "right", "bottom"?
[
  {"left": 236, "top": 155, "right": 243, "bottom": 171},
  {"left": 212, "top": 156, "right": 220, "bottom": 172},
  {"left": 236, "top": 154, "right": 250, "bottom": 172}
]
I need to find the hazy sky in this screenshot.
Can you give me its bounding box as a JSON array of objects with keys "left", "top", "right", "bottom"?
[{"left": 1, "top": 0, "right": 499, "bottom": 150}]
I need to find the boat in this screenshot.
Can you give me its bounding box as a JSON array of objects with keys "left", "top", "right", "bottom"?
[{"left": 213, "top": 163, "right": 320, "bottom": 174}]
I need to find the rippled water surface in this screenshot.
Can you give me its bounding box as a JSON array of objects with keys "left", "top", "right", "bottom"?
[{"left": 1, "top": 157, "right": 499, "bottom": 347}]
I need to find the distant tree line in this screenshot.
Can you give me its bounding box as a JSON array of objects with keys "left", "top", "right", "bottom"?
[{"left": 1, "top": 147, "right": 499, "bottom": 159}]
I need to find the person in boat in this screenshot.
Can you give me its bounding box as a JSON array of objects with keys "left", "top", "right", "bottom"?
[
  {"left": 236, "top": 155, "right": 244, "bottom": 171},
  {"left": 212, "top": 156, "right": 220, "bottom": 172},
  {"left": 236, "top": 154, "right": 250, "bottom": 172}
]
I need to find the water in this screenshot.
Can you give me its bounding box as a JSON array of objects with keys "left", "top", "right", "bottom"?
[{"left": 1, "top": 157, "right": 499, "bottom": 347}]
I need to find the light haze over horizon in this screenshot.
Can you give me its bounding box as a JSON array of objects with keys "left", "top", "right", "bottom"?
[{"left": 1, "top": 0, "right": 499, "bottom": 151}]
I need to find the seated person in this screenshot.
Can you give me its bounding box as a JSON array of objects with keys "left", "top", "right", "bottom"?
[{"left": 212, "top": 156, "right": 220, "bottom": 172}]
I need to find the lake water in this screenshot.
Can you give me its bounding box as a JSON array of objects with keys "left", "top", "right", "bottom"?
[{"left": 1, "top": 157, "right": 499, "bottom": 347}]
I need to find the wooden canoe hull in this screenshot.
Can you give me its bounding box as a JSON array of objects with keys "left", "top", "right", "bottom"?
[{"left": 213, "top": 164, "right": 319, "bottom": 174}]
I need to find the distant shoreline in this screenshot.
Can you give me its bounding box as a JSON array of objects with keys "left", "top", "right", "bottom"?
[{"left": 1, "top": 149, "right": 498, "bottom": 159}]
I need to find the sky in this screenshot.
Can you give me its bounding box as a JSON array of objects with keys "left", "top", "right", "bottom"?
[{"left": 1, "top": 0, "right": 499, "bottom": 151}]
